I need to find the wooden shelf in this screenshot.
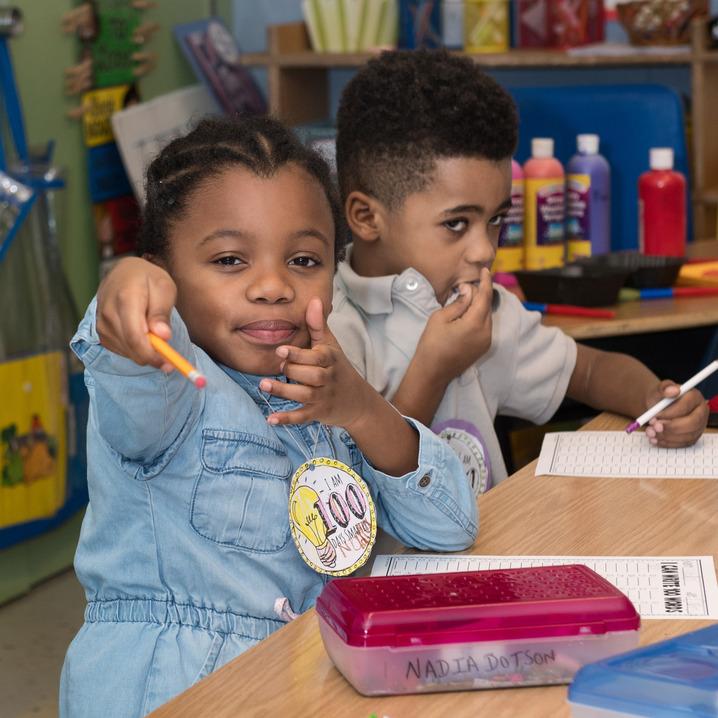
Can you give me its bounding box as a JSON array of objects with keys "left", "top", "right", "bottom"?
[
  {"left": 700, "top": 186, "right": 718, "bottom": 206},
  {"left": 241, "top": 48, "right": 699, "bottom": 69},
  {"left": 248, "top": 20, "right": 718, "bottom": 240}
]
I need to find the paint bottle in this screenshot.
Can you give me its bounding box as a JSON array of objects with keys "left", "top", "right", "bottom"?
[
  {"left": 524, "top": 138, "right": 565, "bottom": 269},
  {"left": 566, "top": 133, "right": 611, "bottom": 260},
  {"left": 494, "top": 159, "right": 524, "bottom": 274},
  {"left": 638, "top": 148, "right": 686, "bottom": 257}
]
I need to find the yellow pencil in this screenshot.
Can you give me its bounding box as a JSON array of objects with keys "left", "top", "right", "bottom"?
[{"left": 148, "top": 333, "right": 206, "bottom": 389}]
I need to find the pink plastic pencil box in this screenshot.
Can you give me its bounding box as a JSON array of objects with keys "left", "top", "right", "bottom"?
[{"left": 316, "top": 564, "right": 640, "bottom": 696}]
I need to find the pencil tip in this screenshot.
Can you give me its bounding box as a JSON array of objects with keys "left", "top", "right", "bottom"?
[{"left": 625, "top": 422, "right": 639, "bottom": 434}]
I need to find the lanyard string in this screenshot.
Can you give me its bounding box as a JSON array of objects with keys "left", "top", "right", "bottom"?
[{"left": 255, "top": 388, "right": 324, "bottom": 465}]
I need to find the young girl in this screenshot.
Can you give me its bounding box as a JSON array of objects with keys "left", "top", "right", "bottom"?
[{"left": 60, "top": 116, "right": 477, "bottom": 717}]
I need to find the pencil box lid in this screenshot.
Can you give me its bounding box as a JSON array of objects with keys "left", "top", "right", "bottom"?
[
  {"left": 569, "top": 624, "right": 718, "bottom": 717},
  {"left": 316, "top": 564, "right": 639, "bottom": 648}
]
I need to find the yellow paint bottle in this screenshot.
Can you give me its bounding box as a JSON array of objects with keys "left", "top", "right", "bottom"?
[{"left": 523, "top": 138, "right": 566, "bottom": 270}]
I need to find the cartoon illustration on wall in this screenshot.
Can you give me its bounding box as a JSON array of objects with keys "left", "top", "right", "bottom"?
[{"left": 1, "top": 414, "right": 58, "bottom": 487}]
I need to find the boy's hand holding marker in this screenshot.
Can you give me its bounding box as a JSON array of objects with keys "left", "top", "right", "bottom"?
[{"left": 638, "top": 379, "right": 709, "bottom": 448}]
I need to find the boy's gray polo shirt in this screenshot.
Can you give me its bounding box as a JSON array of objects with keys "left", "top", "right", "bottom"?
[{"left": 329, "top": 251, "right": 577, "bottom": 488}]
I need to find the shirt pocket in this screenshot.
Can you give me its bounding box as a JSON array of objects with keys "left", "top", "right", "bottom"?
[{"left": 190, "top": 429, "right": 293, "bottom": 553}]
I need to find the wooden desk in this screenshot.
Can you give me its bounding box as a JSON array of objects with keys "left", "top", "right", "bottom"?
[
  {"left": 150, "top": 413, "right": 718, "bottom": 717},
  {"left": 542, "top": 293, "right": 718, "bottom": 340},
  {"left": 532, "top": 240, "right": 718, "bottom": 340}
]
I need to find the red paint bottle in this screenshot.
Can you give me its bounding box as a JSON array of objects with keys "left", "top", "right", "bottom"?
[{"left": 639, "top": 148, "right": 686, "bottom": 257}]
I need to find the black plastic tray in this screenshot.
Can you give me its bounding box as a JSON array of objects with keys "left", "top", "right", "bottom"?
[
  {"left": 575, "top": 252, "right": 685, "bottom": 289},
  {"left": 514, "top": 264, "right": 630, "bottom": 307}
]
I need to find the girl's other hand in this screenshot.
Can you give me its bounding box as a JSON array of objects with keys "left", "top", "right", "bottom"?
[
  {"left": 259, "top": 297, "right": 377, "bottom": 429},
  {"left": 644, "top": 379, "right": 709, "bottom": 448},
  {"left": 96, "top": 257, "right": 177, "bottom": 371}
]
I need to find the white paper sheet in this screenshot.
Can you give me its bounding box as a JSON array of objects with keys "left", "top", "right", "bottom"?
[
  {"left": 111, "top": 85, "right": 219, "bottom": 202},
  {"left": 536, "top": 431, "right": 718, "bottom": 479},
  {"left": 371, "top": 554, "right": 718, "bottom": 619}
]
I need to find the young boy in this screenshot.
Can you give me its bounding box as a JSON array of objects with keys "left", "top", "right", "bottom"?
[{"left": 328, "top": 50, "right": 708, "bottom": 491}]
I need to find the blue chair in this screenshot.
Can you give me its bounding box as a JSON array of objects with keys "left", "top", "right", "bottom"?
[{"left": 510, "top": 85, "right": 690, "bottom": 251}]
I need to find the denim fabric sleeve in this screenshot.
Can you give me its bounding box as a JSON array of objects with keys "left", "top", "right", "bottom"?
[
  {"left": 360, "top": 417, "right": 478, "bottom": 551},
  {"left": 70, "top": 297, "right": 202, "bottom": 463}
]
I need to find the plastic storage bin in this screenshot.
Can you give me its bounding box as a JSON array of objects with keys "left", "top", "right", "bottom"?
[
  {"left": 575, "top": 252, "right": 685, "bottom": 289},
  {"left": 514, "top": 264, "right": 629, "bottom": 307},
  {"left": 316, "top": 564, "right": 640, "bottom": 696},
  {"left": 569, "top": 623, "right": 718, "bottom": 718},
  {"left": 617, "top": 0, "right": 708, "bottom": 46}
]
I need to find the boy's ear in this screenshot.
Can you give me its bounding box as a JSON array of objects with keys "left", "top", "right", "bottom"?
[{"left": 345, "top": 191, "right": 385, "bottom": 243}]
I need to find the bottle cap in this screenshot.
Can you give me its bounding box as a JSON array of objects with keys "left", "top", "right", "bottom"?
[
  {"left": 649, "top": 148, "right": 674, "bottom": 171},
  {"left": 577, "top": 134, "right": 599, "bottom": 154},
  {"left": 531, "top": 138, "right": 554, "bottom": 159}
]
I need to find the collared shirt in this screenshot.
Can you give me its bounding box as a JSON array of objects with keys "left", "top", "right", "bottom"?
[
  {"left": 61, "top": 298, "right": 477, "bottom": 718},
  {"left": 329, "top": 248, "right": 578, "bottom": 489}
]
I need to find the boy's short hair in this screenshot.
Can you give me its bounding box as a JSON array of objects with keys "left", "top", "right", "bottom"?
[{"left": 336, "top": 50, "right": 518, "bottom": 209}]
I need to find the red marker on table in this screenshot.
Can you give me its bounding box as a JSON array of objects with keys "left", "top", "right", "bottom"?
[
  {"left": 522, "top": 302, "right": 616, "bottom": 319},
  {"left": 620, "top": 286, "right": 718, "bottom": 301}
]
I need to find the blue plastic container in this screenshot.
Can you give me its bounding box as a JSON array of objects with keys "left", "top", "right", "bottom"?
[{"left": 569, "top": 624, "right": 718, "bottom": 717}]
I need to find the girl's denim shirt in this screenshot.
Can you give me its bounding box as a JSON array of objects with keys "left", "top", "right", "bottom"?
[{"left": 60, "top": 298, "right": 477, "bottom": 717}]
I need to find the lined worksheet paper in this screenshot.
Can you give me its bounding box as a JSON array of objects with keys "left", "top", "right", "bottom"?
[
  {"left": 371, "top": 554, "right": 718, "bottom": 619},
  {"left": 536, "top": 432, "right": 718, "bottom": 478}
]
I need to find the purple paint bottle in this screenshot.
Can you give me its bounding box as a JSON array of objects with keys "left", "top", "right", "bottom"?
[{"left": 566, "top": 134, "right": 611, "bottom": 260}]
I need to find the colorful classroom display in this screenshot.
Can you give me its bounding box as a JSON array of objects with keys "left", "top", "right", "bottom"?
[
  {"left": 63, "top": 0, "right": 157, "bottom": 276},
  {"left": 302, "top": 0, "right": 606, "bottom": 53}
]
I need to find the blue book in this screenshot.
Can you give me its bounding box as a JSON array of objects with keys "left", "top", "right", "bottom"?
[
  {"left": 398, "top": 0, "right": 441, "bottom": 49},
  {"left": 87, "top": 142, "right": 133, "bottom": 203}
]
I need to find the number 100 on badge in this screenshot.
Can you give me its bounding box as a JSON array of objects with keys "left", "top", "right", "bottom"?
[{"left": 289, "top": 458, "right": 377, "bottom": 576}]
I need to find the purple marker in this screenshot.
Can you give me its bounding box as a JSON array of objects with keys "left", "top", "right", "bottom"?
[{"left": 566, "top": 134, "right": 611, "bottom": 261}]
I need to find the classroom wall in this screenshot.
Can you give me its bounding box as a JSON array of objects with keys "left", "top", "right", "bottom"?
[{"left": 6, "top": 0, "right": 232, "bottom": 313}]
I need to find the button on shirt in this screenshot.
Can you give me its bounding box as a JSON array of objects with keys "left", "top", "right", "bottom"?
[{"left": 329, "top": 249, "right": 578, "bottom": 488}]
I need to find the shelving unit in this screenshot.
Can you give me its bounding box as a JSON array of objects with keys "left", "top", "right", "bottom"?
[{"left": 241, "top": 20, "right": 718, "bottom": 240}]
